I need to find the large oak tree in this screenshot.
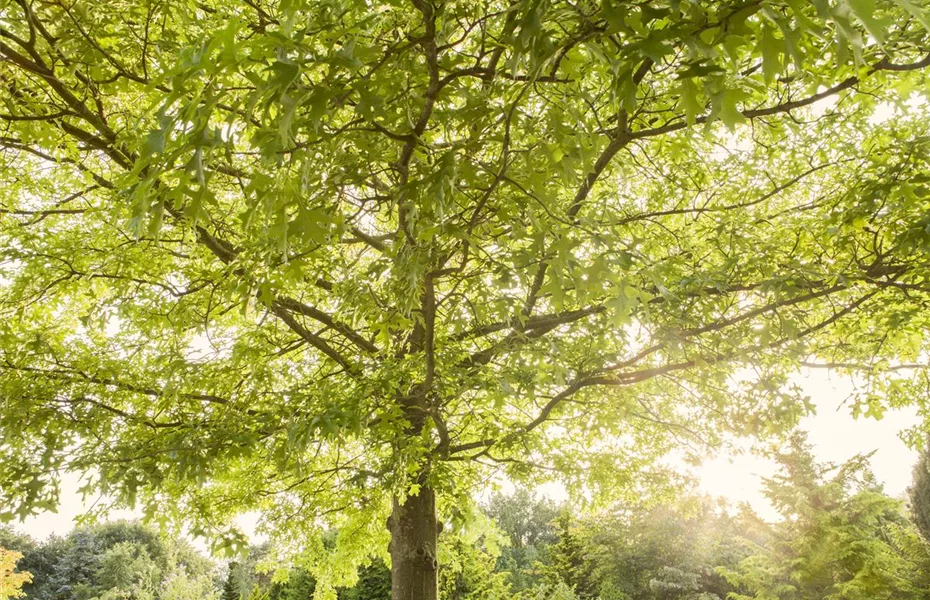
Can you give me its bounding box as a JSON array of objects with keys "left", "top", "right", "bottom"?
[{"left": 2, "top": 0, "right": 930, "bottom": 598}]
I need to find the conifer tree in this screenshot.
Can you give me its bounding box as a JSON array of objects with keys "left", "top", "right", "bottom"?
[
  {"left": 545, "top": 512, "right": 595, "bottom": 600},
  {"left": 908, "top": 437, "right": 930, "bottom": 543}
]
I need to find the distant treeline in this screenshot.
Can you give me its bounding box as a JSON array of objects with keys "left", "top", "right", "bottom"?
[{"left": 4, "top": 436, "right": 930, "bottom": 600}]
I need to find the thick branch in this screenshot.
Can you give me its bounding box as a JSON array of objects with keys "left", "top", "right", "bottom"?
[{"left": 448, "top": 288, "right": 881, "bottom": 456}]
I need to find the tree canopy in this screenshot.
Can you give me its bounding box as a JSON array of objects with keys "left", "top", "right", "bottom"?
[{"left": 2, "top": 0, "right": 930, "bottom": 597}]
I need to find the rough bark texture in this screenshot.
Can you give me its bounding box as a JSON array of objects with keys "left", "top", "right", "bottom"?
[{"left": 389, "top": 483, "right": 439, "bottom": 600}]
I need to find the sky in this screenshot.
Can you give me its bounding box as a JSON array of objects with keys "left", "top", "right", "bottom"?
[
  {"left": 698, "top": 366, "right": 922, "bottom": 520},
  {"left": 9, "top": 366, "right": 923, "bottom": 544}
]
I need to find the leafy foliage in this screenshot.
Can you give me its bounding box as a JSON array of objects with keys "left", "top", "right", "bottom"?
[
  {"left": 0, "top": 548, "right": 32, "bottom": 600},
  {"left": 0, "top": 522, "right": 216, "bottom": 600},
  {"left": 2, "top": 0, "right": 930, "bottom": 593},
  {"left": 222, "top": 545, "right": 319, "bottom": 600},
  {"left": 8, "top": 456, "right": 930, "bottom": 600},
  {"left": 0, "top": 535, "right": 47, "bottom": 600},
  {"left": 486, "top": 490, "right": 559, "bottom": 591},
  {"left": 437, "top": 532, "right": 511, "bottom": 600},
  {"left": 221, "top": 529, "right": 507, "bottom": 600},
  {"left": 585, "top": 500, "right": 756, "bottom": 600},
  {"left": 337, "top": 562, "right": 390, "bottom": 600},
  {"left": 544, "top": 512, "right": 597, "bottom": 600},
  {"left": 723, "top": 436, "right": 930, "bottom": 600},
  {"left": 909, "top": 436, "right": 930, "bottom": 543}
]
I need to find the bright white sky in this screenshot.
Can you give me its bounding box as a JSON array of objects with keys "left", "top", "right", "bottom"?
[
  {"left": 10, "top": 367, "right": 922, "bottom": 544},
  {"left": 698, "top": 366, "right": 921, "bottom": 520}
]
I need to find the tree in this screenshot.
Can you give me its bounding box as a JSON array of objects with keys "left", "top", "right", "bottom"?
[
  {"left": 909, "top": 436, "right": 930, "bottom": 543},
  {"left": 221, "top": 546, "right": 278, "bottom": 600},
  {"left": 221, "top": 543, "right": 325, "bottom": 600},
  {"left": 0, "top": 529, "right": 46, "bottom": 599},
  {"left": 2, "top": 521, "right": 217, "bottom": 600},
  {"left": 436, "top": 510, "right": 511, "bottom": 600},
  {"left": 339, "top": 562, "right": 391, "bottom": 600},
  {"left": 159, "top": 569, "right": 222, "bottom": 600},
  {"left": 222, "top": 563, "right": 245, "bottom": 600},
  {"left": 544, "top": 512, "right": 596, "bottom": 600},
  {"left": 585, "top": 500, "right": 753, "bottom": 600},
  {"left": 723, "top": 435, "right": 930, "bottom": 600},
  {"left": 485, "top": 490, "right": 559, "bottom": 591},
  {"left": 0, "top": 548, "right": 32, "bottom": 600},
  {"left": 2, "top": 1, "right": 930, "bottom": 598}
]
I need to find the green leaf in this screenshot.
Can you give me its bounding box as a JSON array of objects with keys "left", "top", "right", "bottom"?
[
  {"left": 677, "top": 79, "right": 702, "bottom": 126},
  {"left": 712, "top": 88, "right": 746, "bottom": 131},
  {"left": 760, "top": 24, "right": 782, "bottom": 84},
  {"left": 891, "top": 0, "right": 930, "bottom": 31}
]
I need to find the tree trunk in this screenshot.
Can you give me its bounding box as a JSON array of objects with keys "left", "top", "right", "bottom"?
[{"left": 389, "top": 483, "right": 439, "bottom": 600}]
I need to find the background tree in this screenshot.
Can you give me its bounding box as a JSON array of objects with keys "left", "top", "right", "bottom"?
[
  {"left": 436, "top": 534, "right": 510, "bottom": 600},
  {"left": 0, "top": 531, "right": 40, "bottom": 600},
  {"left": 723, "top": 435, "right": 930, "bottom": 600},
  {"left": 0, "top": 531, "right": 71, "bottom": 600},
  {"left": 338, "top": 562, "right": 391, "bottom": 600},
  {"left": 0, "top": 548, "right": 32, "bottom": 600},
  {"left": 485, "top": 490, "right": 559, "bottom": 591},
  {"left": 585, "top": 500, "right": 753, "bottom": 600},
  {"left": 544, "top": 511, "right": 596, "bottom": 600},
  {"left": 0, "top": 522, "right": 217, "bottom": 600},
  {"left": 3, "top": 1, "right": 930, "bottom": 598},
  {"left": 222, "top": 546, "right": 277, "bottom": 600},
  {"left": 909, "top": 436, "right": 930, "bottom": 543},
  {"left": 221, "top": 544, "right": 322, "bottom": 600},
  {"left": 221, "top": 563, "right": 244, "bottom": 600}
]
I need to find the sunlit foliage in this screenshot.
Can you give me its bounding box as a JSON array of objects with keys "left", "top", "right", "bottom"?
[
  {"left": 724, "top": 436, "right": 930, "bottom": 600},
  {"left": 2, "top": 0, "right": 930, "bottom": 596},
  {"left": 0, "top": 548, "right": 32, "bottom": 600}
]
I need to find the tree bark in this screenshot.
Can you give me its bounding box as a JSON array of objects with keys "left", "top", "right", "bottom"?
[{"left": 389, "top": 482, "right": 439, "bottom": 600}]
